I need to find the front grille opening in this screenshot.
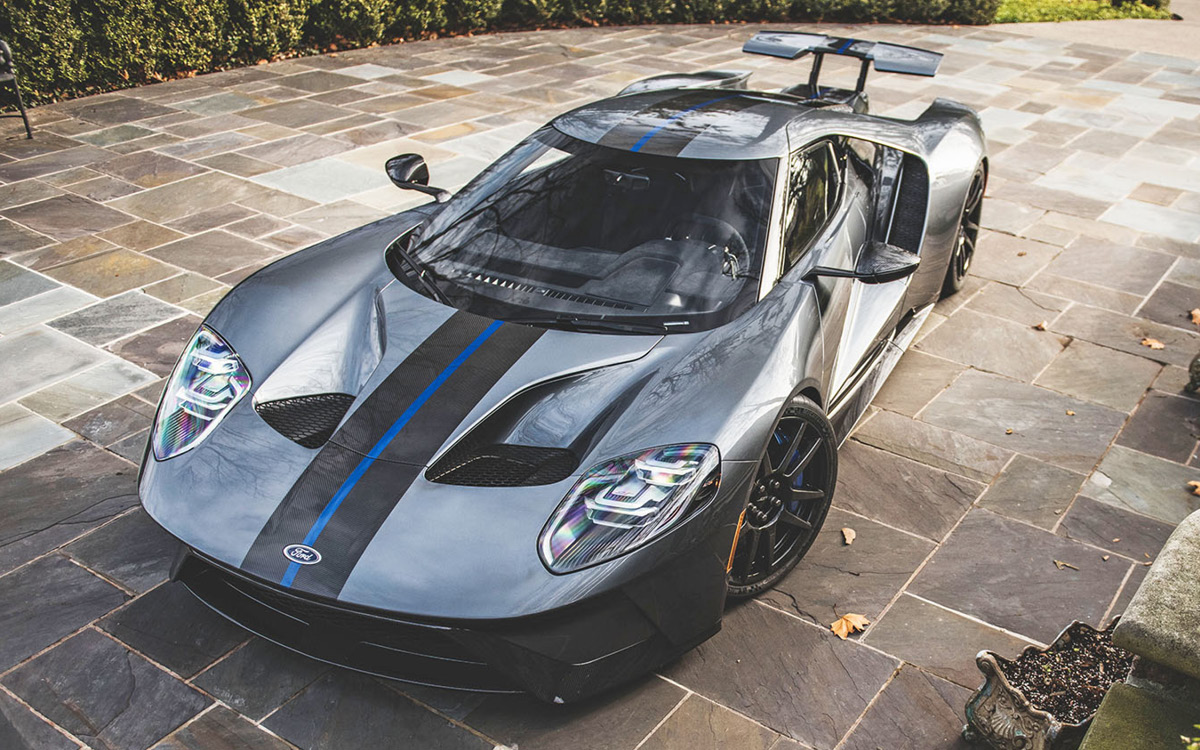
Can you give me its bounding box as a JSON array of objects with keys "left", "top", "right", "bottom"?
[
  {"left": 428, "top": 443, "right": 578, "bottom": 487},
  {"left": 175, "top": 554, "right": 520, "bottom": 692},
  {"left": 255, "top": 393, "right": 356, "bottom": 449}
]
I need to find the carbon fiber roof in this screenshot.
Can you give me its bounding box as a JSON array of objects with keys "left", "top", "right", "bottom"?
[{"left": 551, "top": 88, "right": 814, "bottom": 160}]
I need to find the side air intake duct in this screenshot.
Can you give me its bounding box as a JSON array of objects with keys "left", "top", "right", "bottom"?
[
  {"left": 256, "top": 393, "right": 356, "bottom": 449},
  {"left": 428, "top": 443, "right": 577, "bottom": 487},
  {"left": 887, "top": 153, "right": 929, "bottom": 254}
]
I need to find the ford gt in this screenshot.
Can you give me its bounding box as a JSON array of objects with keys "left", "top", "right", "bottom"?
[{"left": 139, "top": 31, "right": 987, "bottom": 703}]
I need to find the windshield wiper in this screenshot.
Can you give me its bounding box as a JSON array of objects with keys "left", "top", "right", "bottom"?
[
  {"left": 511, "top": 315, "right": 674, "bottom": 335},
  {"left": 390, "top": 238, "right": 451, "bottom": 305}
]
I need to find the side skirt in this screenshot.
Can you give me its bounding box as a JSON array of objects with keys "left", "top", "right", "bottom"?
[{"left": 827, "top": 303, "right": 933, "bottom": 444}]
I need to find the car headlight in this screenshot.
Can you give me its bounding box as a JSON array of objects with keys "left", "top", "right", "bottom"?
[
  {"left": 151, "top": 326, "right": 251, "bottom": 460},
  {"left": 539, "top": 444, "right": 720, "bottom": 573}
]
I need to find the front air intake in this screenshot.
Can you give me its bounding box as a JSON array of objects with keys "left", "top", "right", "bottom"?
[
  {"left": 428, "top": 443, "right": 578, "bottom": 487},
  {"left": 255, "top": 393, "right": 356, "bottom": 449}
]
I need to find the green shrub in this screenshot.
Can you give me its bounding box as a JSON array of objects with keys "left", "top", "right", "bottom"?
[
  {"left": 496, "top": 0, "right": 607, "bottom": 26},
  {"left": 787, "top": 0, "right": 1000, "bottom": 24},
  {"left": 0, "top": 0, "right": 230, "bottom": 100},
  {"left": 305, "top": 0, "right": 450, "bottom": 46},
  {"left": 994, "top": 0, "right": 1170, "bottom": 22},
  {"left": 306, "top": 0, "right": 394, "bottom": 44},
  {"left": 385, "top": 0, "right": 446, "bottom": 39},
  {"left": 2, "top": 0, "right": 1007, "bottom": 105},
  {"left": 226, "top": 0, "right": 313, "bottom": 62},
  {"left": 445, "top": 0, "right": 504, "bottom": 31},
  {"left": 0, "top": 0, "right": 90, "bottom": 101},
  {"left": 729, "top": 1, "right": 795, "bottom": 22},
  {"left": 149, "top": 0, "right": 232, "bottom": 72}
]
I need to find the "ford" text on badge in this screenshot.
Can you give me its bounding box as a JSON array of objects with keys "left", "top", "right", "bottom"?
[{"left": 283, "top": 544, "right": 321, "bottom": 565}]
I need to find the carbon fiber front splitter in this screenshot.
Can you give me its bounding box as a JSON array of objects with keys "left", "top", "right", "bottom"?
[{"left": 172, "top": 545, "right": 725, "bottom": 703}]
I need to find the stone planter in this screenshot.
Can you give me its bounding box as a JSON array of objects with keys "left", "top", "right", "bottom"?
[{"left": 963, "top": 620, "right": 1121, "bottom": 750}]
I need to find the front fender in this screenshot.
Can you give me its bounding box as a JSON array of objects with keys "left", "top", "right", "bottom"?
[{"left": 590, "top": 281, "right": 825, "bottom": 465}]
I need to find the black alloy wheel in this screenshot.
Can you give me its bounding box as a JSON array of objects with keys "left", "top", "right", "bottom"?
[
  {"left": 942, "top": 165, "right": 986, "bottom": 297},
  {"left": 727, "top": 395, "right": 837, "bottom": 598}
]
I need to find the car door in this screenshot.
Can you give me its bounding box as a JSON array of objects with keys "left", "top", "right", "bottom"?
[
  {"left": 778, "top": 139, "right": 868, "bottom": 401},
  {"left": 828, "top": 138, "right": 919, "bottom": 399}
]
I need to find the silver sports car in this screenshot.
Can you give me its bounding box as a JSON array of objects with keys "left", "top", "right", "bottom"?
[{"left": 139, "top": 32, "right": 986, "bottom": 703}]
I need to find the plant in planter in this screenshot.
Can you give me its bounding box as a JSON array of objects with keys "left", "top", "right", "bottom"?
[
  {"left": 1184, "top": 725, "right": 1200, "bottom": 750},
  {"left": 963, "top": 619, "right": 1134, "bottom": 750}
]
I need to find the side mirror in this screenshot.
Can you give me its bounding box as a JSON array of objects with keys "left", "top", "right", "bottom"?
[
  {"left": 805, "top": 242, "right": 920, "bottom": 285},
  {"left": 854, "top": 241, "right": 921, "bottom": 284},
  {"left": 385, "top": 154, "right": 450, "bottom": 203}
]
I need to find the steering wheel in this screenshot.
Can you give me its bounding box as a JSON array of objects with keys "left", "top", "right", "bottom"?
[{"left": 669, "top": 216, "right": 749, "bottom": 279}]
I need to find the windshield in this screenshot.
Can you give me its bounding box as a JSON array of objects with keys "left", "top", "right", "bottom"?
[{"left": 401, "top": 127, "right": 778, "bottom": 333}]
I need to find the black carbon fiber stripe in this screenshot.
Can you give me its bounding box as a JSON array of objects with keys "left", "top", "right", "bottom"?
[
  {"left": 239, "top": 311, "right": 490, "bottom": 583},
  {"left": 595, "top": 91, "right": 702, "bottom": 151},
  {"left": 634, "top": 96, "right": 760, "bottom": 157},
  {"left": 239, "top": 311, "right": 543, "bottom": 596},
  {"left": 291, "top": 321, "right": 542, "bottom": 597},
  {"left": 239, "top": 442, "right": 369, "bottom": 584},
  {"left": 328, "top": 315, "right": 494, "bottom": 455},
  {"left": 285, "top": 460, "right": 422, "bottom": 597},
  {"left": 596, "top": 91, "right": 758, "bottom": 156}
]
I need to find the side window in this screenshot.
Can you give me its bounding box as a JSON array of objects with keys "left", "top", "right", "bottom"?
[
  {"left": 846, "top": 137, "right": 877, "bottom": 186},
  {"left": 782, "top": 142, "right": 840, "bottom": 273}
]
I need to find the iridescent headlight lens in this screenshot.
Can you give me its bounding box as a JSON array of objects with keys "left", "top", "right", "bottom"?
[
  {"left": 152, "top": 326, "right": 251, "bottom": 460},
  {"left": 539, "top": 444, "right": 719, "bottom": 573}
]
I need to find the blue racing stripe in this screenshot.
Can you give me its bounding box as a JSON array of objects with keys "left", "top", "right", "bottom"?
[
  {"left": 836, "top": 38, "right": 854, "bottom": 54},
  {"left": 629, "top": 94, "right": 741, "bottom": 153},
  {"left": 280, "top": 319, "right": 505, "bottom": 587}
]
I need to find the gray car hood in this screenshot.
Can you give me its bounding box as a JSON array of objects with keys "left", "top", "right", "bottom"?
[
  {"left": 142, "top": 263, "right": 680, "bottom": 612},
  {"left": 141, "top": 210, "right": 795, "bottom": 617}
]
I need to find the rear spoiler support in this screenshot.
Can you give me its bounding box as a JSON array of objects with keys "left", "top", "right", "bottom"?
[{"left": 745, "top": 32, "right": 942, "bottom": 93}]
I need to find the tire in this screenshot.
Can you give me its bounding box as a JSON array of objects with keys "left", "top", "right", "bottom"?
[
  {"left": 941, "top": 164, "right": 986, "bottom": 298},
  {"left": 727, "top": 394, "right": 837, "bottom": 599}
]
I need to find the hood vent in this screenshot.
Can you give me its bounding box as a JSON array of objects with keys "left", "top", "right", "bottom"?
[
  {"left": 256, "top": 394, "right": 356, "bottom": 449},
  {"left": 428, "top": 443, "right": 577, "bottom": 487}
]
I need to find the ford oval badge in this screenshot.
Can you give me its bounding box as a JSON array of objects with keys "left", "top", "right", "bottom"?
[{"left": 283, "top": 544, "right": 321, "bottom": 565}]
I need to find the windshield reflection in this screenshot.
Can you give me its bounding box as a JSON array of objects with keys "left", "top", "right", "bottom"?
[{"left": 404, "top": 128, "right": 778, "bottom": 333}]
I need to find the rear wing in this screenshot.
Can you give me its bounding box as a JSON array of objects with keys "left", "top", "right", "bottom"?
[{"left": 743, "top": 32, "right": 942, "bottom": 93}]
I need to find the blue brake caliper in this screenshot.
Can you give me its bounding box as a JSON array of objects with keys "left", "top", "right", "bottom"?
[{"left": 774, "top": 429, "right": 805, "bottom": 503}]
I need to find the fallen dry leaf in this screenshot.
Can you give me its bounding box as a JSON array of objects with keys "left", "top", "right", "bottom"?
[
  {"left": 830, "top": 613, "right": 870, "bottom": 640},
  {"left": 1005, "top": 428, "right": 1014, "bottom": 435},
  {"left": 1033, "top": 321, "right": 1048, "bottom": 331},
  {"left": 1066, "top": 410, "right": 1076, "bottom": 416},
  {"left": 841, "top": 527, "right": 856, "bottom": 546},
  {"left": 1190, "top": 308, "right": 1200, "bottom": 326},
  {"left": 1141, "top": 337, "right": 1166, "bottom": 350},
  {"left": 1188, "top": 480, "right": 1200, "bottom": 497},
  {"left": 1102, "top": 555, "right": 1110, "bottom": 561},
  {"left": 1017, "top": 251, "right": 1027, "bottom": 257},
  {"left": 1112, "top": 537, "right": 1121, "bottom": 543},
  {"left": 1053, "top": 559, "right": 1079, "bottom": 571}
]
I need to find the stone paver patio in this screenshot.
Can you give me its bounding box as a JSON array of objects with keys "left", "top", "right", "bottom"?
[{"left": 1, "top": 17, "right": 1199, "bottom": 750}]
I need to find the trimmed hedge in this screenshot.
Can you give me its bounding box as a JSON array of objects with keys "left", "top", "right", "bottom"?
[
  {"left": 1, "top": 0, "right": 1001, "bottom": 105},
  {"left": 995, "top": 0, "right": 1170, "bottom": 22}
]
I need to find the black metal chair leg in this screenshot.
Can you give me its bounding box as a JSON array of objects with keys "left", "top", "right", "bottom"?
[
  {"left": 12, "top": 81, "right": 31, "bottom": 139},
  {"left": 0, "top": 39, "right": 32, "bottom": 139}
]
